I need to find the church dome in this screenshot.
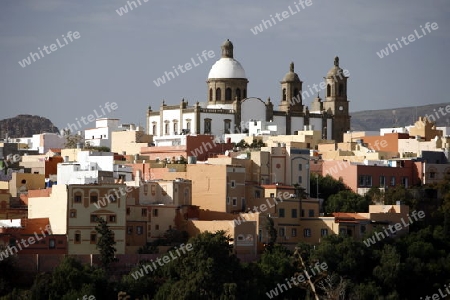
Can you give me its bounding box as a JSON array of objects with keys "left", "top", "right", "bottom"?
[
  {"left": 282, "top": 62, "right": 301, "bottom": 82},
  {"left": 207, "top": 39, "right": 247, "bottom": 79},
  {"left": 208, "top": 58, "right": 247, "bottom": 79},
  {"left": 327, "top": 56, "right": 345, "bottom": 78}
]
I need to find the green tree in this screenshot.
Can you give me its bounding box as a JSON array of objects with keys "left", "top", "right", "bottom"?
[
  {"left": 154, "top": 231, "right": 244, "bottom": 300},
  {"left": 0, "top": 247, "right": 17, "bottom": 297},
  {"left": 264, "top": 215, "right": 277, "bottom": 251},
  {"left": 95, "top": 217, "right": 117, "bottom": 270},
  {"left": 325, "top": 190, "right": 371, "bottom": 213},
  {"left": 310, "top": 174, "right": 349, "bottom": 209}
]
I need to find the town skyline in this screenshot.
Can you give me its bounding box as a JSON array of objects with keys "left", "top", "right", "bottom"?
[{"left": 1, "top": 0, "right": 449, "bottom": 131}]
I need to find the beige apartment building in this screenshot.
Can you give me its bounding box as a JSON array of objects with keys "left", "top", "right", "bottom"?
[
  {"left": 67, "top": 184, "right": 127, "bottom": 254},
  {"left": 161, "top": 164, "right": 246, "bottom": 213},
  {"left": 111, "top": 129, "right": 153, "bottom": 155},
  {"left": 28, "top": 183, "right": 128, "bottom": 254}
]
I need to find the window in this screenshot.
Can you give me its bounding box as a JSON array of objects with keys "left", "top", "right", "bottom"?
[
  {"left": 232, "top": 197, "right": 237, "bottom": 206},
  {"left": 136, "top": 226, "right": 143, "bottom": 235},
  {"left": 360, "top": 225, "right": 366, "bottom": 234},
  {"left": 186, "top": 121, "right": 191, "bottom": 131},
  {"left": 270, "top": 193, "right": 275, "bottom": 198},
  {"left": 108, "top": 194, "right": 117, "bottom": 202},
  {"left": 321, "top": 228, "right": 328, "bottom": 237},
  {"left": 49, "top": 239, "right": 56, "bottom": 249},
  {"left": 155, "top": 224, "right": 159, "bottom": 230},
  {"left": 204, "top": 119, "right": 212, "bottom": 134},
  {"left": 142, "top": 208, "right": 147, "bottom": 217},
  {"left": 339, "top": 84, "right": 344, "bottom": 96},
  {"left": 74, "top": 194, "right": 82, "bottom": 203},
  {"left": 216, "top": 88, "right": 221, "bottom": 101},
  {"left": 282, "top": 88, "right": 287, "bottom": 101},
  {"left": 90, "top": 215, "right": 98, "bottom": 222},
  {"left": 109, "top": 215, "right": 116, "bottom": 223},
  {"left": 173, "top": 122, "right": 178, "bottom": 135},
  {"left": 402, "top": 177, "right": 409, "bottom": 187},
  {"left": 308, "top": 209, "right": 314, "bottom": 217},
  {"left": 236, "top": 88, "right": 241, "bottom": 100},
  {"left": 291, "top": 228, "right": 297, "bottom": 237},
  {"left": 90, "top": 194, "right": 98, "bottom": 203},
  {"left": 279, "top": 228, "right": 285, "bottom": 237},
  {"left": 390, "top": 176, "right": 396, "bottom": 186},
  {"left": 291, "top": 209, "right": 297, "bottom": 218},
  {"left": 301, "top": 209, "right": 305, "bottom": 217},
  {"left": 298, "top": 176, "right": 302, "bottom": 184},
  {"left": 279, "top": 208, "right": 285, "bottom": 217},
  {"left": 339, "top": 228, "right": 347, "bottom": 236},
  {"left": 225, "top": 88, "right": 232, "bottom": 100},
  {"left": 304, "top": 228, "right": 311, "bottom": 237},
  {"left": 152, "top": 124, "right": 157, "bottom": 135},
  {"left": 153, "top": 209, "right": 159, "bottom": 217},
  {"left": 165, "top": 123, "right": 169, "bottom": 135},
  {"left": 327, "top": 84, "right": 331, "bottom": 97},
  {"left": 243, "top": 89, "right": 247, "bottom": 98},
  {"left": 430, "top": 172, "right": 436, "bottom": 179},
  {"left": 230, "top": 180, "right": 236, "bottom": 188},
  {"left": 298, "top": 164, "right": 302, "bottom": 171},
  {"left": 126, "top": 208, "right": 130, "bottom": 215},
  {"left": 90, "top": 233, "right": 97, "bottom": 244},
  {"left": 224, "top": 119, "right": 231, "bottom": 134},
  {"left": 74, "top": 232, "right": 81, "bottom": 244},
  {"left": 209, "top": 88, "right": 213, "bottom": 101},
  {"left": 227, "top": 197, "right": 230, "bottom": 205},
  {"left": 379, "top": 175, "right": 386, "bottom": 187},
  {"left": 127, "top": 226, "right": 133, "bottom": 235},
  {"left": 294, "top": 88, "right": 299, "bottom": 97},
  {"left": 70, "top": 210, "right": 77, "bottom": 218},
  {"left": 359, "top": 175, "right": 372, "bottom": 187}
]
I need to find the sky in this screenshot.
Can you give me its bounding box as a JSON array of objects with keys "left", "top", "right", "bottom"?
[{"left": 1, "top": 0, "right": 449, "bottom": 132}]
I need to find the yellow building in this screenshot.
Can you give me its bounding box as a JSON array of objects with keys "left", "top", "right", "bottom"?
[
  {"left": 67, "top": 184, "right": 127, "bottom": 254},
  {"left": 111, "top": 129, "right": 152, "bottom": 155}
]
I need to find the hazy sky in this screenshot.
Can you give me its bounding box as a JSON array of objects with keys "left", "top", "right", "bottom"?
[{"left": 1, "top": 0, "right": 449, "bottom": 131}]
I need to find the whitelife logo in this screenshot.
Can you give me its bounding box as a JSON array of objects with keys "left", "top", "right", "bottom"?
[
  {"left": 116, "top": 0, "right": 149, "bottom": 16},
  {"left": 18, "top": 31, "right": 81, "bottom": 68},
  {"left": 250, "top": 0, "right": 313, "bottom": 35},
  {"left": 153, "top": 50, "right": 215, "bottom": 87},
  {"left": 363, "top": 210, "right": 425, "bottom": 247},
  {"left": 376, "top": 22, "right": 438, "bottom": 58}
]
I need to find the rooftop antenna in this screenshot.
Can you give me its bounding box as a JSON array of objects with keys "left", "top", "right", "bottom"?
[{"left": 392, "top": 110, "right": 398, "bottom": 127}]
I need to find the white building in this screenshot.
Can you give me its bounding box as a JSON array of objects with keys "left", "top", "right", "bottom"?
[
  {"left": 147, "top": 40, "right": 351, "bottom": 143},
  {"left": 84, "top": 118, "right": 120, "bottom": 148},
  {"left": 57, "top": 151, "right": 132, "bottom": 185}
]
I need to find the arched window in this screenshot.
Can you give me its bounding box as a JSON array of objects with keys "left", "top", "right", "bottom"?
[
  {"left": 225, "top": 88, "right": 232, "bottom": 100},
  {"left": 327, "top": 84, "right": 331, "bottom": 97},
  {"left": 294, "top": 88, "right": 299, "bottom": 96},
  {"left": 338, "top": 84, "right": 344, "bottom": 96},
  {"left": 216, "top": 88, "right": 221, "bottom": 101},
  {"left": 282, "top": 88, "right": 287, "bottom": 101},
  {"left": 243, "top": 89, "right": 247, "bottom": 98},
  {"left": 209, "top": 88, "right": 213, "bottom": 101},
  {"left": 236, "top": 88, "right": 241, "bottom": 100},
  {"left": 152, "top": 124, "right": 157, "bottom": 135},
  {"left": 165, "top": 123, "right": 169, "bottom": 135}
]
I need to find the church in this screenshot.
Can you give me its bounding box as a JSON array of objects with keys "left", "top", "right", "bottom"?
[{"left": 147, "top": 39, "right": 350, "bottom": 142}]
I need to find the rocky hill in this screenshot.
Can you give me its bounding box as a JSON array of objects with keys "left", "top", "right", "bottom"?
[
  {"left": 0, "top": 115, "right": 60, "bottom": 139},
  {"left": 351, "top": 102, "right": 450, "bottom": 131}
]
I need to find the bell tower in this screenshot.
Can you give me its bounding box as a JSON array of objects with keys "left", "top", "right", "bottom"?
[
  {"left": 322, "top": 56, "right": 350, "bottom": 142},
  {"left": 278, "top": 62, "right": 303, "bottom": 113}
]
